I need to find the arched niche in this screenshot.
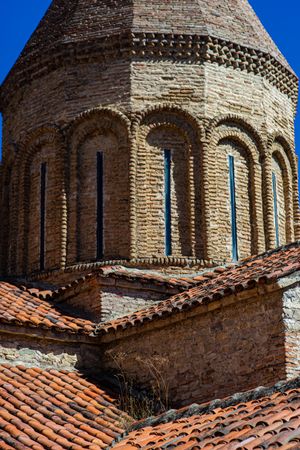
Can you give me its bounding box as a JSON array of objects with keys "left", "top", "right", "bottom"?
[
  {"left": 0, "top": 163, "right": 12, "bottom": 276},
  {"left": 135, "top": 108, "right": 203, "bottom": 258},
  {"left": 216, "top": 138, "right": 253, "bottom": 260},
  {"left": 271, "top": 140, "right": 294, "bottom": 244},
  {"left": 67, "top": 109, "right": 131, "bottom": 263},
  {"left": 19, "top": 127, "right": 66, "bottom": 274},
  {"left": 207, "top": 118, "right": 265, "bottom": 261},
  {"left": 27, "top": 146, "right": 57, "bottom": 271}
]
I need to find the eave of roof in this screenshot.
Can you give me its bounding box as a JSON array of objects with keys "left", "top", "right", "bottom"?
[
  {"left": 96, "top": 241, "right": 300, "bottom": 338},
  {"left": 0, "top": 281, "right": 97, "bottom": 338},
  {"left": 109, "top": 375, "right": 300, "bottom": 449}
]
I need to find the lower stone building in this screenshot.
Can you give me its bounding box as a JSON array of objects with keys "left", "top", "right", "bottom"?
[
  {"left": 0, "top": 241, "right": 300, "bottom": 448},
  {"left": 1, "top": 0, "right": 300, "bottom": 447}
]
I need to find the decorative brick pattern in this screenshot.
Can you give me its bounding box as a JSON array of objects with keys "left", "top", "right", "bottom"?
[{"left": 0, "top": 0, "right": 299, "bottom": 278}]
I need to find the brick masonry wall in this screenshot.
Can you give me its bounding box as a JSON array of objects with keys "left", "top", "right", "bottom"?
[
  {"left": 203, "top": 64, "right": 295, "bottom": 137},
  {"left": 214, "top": 140, "right": 252, "bottom": 260},
  {"left": 137, "top": 126, "right": 193, "bottom": 257},
  {"left": 1, "top": 61, "right": 131, "bottom": 161},
  {"left": 28, "top": 143, "right": 62, "bottom": 272},
  {"left": 1, "top": 50, "right": 299, "bottom": 276},
  {"left": 271, "top": 140, "right": 295, "bottom": 244},
  {"left": 99, "top": 290, "right": 287, "bottom": 408},
  {"left": 131, "top": 61, "right": 297, "bottom": 261},
  {"left": 76, "top": 132, "right": 130, "bottom": 261},
  {"left": 272, "top": 156, "right": 287, "bottom": 245},
  {"left": 100, "top": 287, "right": 166, "bottom": 322}
]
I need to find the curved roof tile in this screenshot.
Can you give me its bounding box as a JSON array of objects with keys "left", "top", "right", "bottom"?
[
  {"left": 0, "top": 282, "right": 96, "bottom": 335},
  {"left": 97, "top": 241, "right": 300, "bottom": 335},
  {"left": 111, "top": 377, "right": 300, "bottom": 449}
]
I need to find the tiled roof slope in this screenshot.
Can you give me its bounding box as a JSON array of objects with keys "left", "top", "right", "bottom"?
[
  {"left": 0, "top": 282, "right": 95, "bottom": 335},
  {"left": 111, "top": 377, "right": 300, "bottom": 449},
  {"left": 0, "top": 364, "right": 131, "bottom": 449},
  {"left": 21, "top": 267, "right": 199, "bottom": 301},
  {"left": 97, "top": 241, "right": 300, "bottom": 335}
]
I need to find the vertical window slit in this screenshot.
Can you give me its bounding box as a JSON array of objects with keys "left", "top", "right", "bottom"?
[
  {"left": 228, "top": 155, "right": 238, "bottom": 262},
  {"left": 164, "top": 149, "right": 172, "bottom": 256},
  {"left": 40, "top": 162, "right": 47, "bottom": 271},
  {"left": 97, "top": 151, "right": 104, "bottom": 259},
  {"left": 272, "top": 172, "right": 280, "bottom": 247}
]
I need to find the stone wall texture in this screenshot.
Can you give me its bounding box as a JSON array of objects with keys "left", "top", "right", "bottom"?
[
  {"left": 99, "top": 285, "right": 300, "bottom": 408},
  {"left": 284, "top": 284, "right": 300, "bottom": 379},
  {"left": 0, "top": 333, "right": 92, "bottom": 371},
  {"left": 0, "top": 0, "right": 299, "bottom": 278},
  {"left": 58, "top": 277, "right": 169, "bottom": 323}
]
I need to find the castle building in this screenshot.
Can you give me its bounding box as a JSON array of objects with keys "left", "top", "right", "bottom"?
[{"left": 0, "top": 1, "right": 300, "bottom": 448}]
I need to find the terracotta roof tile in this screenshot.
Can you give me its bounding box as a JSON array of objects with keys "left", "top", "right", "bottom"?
[
  {"left": 0, "top": 364, "right": 131, "bottom": 449},
  {"left": 0, "top": 282, "right": 96, "bottom": 335},
  {"left": 111, "top": 378, "right": 300, "bottom": 450},
  {"left": 97, "top": 241, "right": 300, "bottom": 335},
  {"left": 19, "top": 267, "right": 200, "bottom": 303}
]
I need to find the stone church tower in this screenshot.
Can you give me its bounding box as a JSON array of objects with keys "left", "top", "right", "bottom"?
[{"left": 0, "top": 0, "right": 299, "bottom": 280}]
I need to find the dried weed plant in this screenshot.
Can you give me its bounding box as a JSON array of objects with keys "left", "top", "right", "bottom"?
[{"left": 106, "top": 350, "right": 170, "bottom": 421}]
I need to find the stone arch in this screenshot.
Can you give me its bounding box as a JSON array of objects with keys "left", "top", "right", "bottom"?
[
  {"left": 16, "top": 125, "right": 66, "bottom": 274},
  {"left": 206, "top": 117, "right": 265, "bottom": 261},
  {"left": 268, "top": 135, "right": 295, "bottom": 244},
  {"left": 133, "top": 105, "right": 204, "bottom": 259},
  {"left": 66, "top": 108, "right": 131, "bottom": 263}
]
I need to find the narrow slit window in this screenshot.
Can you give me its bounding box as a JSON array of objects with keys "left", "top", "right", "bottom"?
[
  {"left": 228, "top": 155, "right": 238, "bottom": 262},
  {"left": 97, "top": 151, "right": 104, "bottom": 259},
  {"left": 40, "top": 162, "right": 47, "bottom": 271},
  {"left": 272, "top": 172, "right": 280, "bottom": 247},
  {"left": 164, "top": 149, "right": 172, "bottom": 256}
]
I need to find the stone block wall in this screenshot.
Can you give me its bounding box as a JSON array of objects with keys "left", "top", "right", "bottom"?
[
  {"left": 99, "top": 289, "right": 287, "bottom": 408},
  {"left": 58, "top": 277, "right": 170, "bottom": 323},
  {"left": 0, "top": 332, "right": 95, "bottom": 371},
  {"left": 283, "top": 284, "right": 300, "bottom": 379}
]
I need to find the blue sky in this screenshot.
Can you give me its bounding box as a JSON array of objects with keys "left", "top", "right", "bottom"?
[{"left": 0, "top": 0, "right": 300, "bottom": 186}]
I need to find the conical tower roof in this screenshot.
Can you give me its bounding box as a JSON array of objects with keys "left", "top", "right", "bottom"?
[
  {"left": 1, "top": 0, "right": 297, "bottom": 109},
  {"left": 13, "top": 0, "right": 293, "bottom": 72}
]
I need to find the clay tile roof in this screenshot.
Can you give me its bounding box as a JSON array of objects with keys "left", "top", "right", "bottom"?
[
  {"left": 0, "top": 281, "right": 96, "bottom": 335},
  {"left": 111, "top": 377, "right": 300, "bottom": 449},
  {"left": 0, "top": 364, "right": 131, "bottom": 449},
  {"left": 97, "top": 241, "right": 300, "bottom": 335}
]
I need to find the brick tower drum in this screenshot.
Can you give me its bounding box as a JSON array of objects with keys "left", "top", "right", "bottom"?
[{"left": 0, "top": 0, "right": 299, "bottom": 278}]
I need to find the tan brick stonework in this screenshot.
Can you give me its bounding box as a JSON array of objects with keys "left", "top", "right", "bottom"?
[
  {"left": 0, "top": 0, "right": 299, "bottom": 278},
  {"left": 99, "top": 288, "right": 287, "bottom": 407}
]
